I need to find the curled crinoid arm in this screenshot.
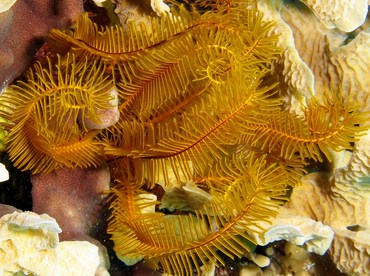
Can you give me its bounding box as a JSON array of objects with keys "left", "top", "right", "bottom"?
[
  {"left": 0, "top": 54, "right": 114, "bottom": 173},
  {"left": 108, "top": 153, "right": 288, "bottom": 275},
  {"left": 242, "top": 92, "right": 369, "bottom": 163}
]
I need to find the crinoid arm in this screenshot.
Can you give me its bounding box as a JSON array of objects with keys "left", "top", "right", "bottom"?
[
  {"left": 0, "top": 54, "right": 115, "bottom": 173},
  {"left": 241, "top": 93, "right": 370, "bottom": 162},
  {"left": 108, "top": 153, "right": 288, "bottom": 275}
]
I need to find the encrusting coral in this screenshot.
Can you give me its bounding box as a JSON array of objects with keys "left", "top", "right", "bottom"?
[
  {"left": 0, "top": 210, "right": 102, "bottom": 275},
  {"left": 0, "top": 0, "right": 17, "bottom": 13},
  {"left": 252, "top": 206, "right": 334, "bottom": 256},
  {"left": 31, "top": 165, "right": 111, "bottom": 241},
  {"left": 0, "top": 0, "right": 83, "bottom": 92},
  {"left": 257, "top": 0, "right": 315, "bottom": 113},
  {"left": 299, "top": 0, "right": 368, "bottom": 32},
  {"left": 0, "top": 0, "right": 369, "bottom": 275},
  {"left": 263, "top": 1, "right": 370, "bottom": 273},
  {"left": 277, "top": 0, "right": 370, "bottom": 109},
  {"left": 0, "top": 163, "right": 9, "bottom": 182},
  {"left": 284, "top": 172, "right": 370, "bottom": 274}
]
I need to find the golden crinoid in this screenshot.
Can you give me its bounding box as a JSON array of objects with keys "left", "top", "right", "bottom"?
[
  {"left": 0, "top": 54, "right": 116, "bottom": 173},
  {"left": 0, "top": 0, "right": 369, "bottom": 274}
]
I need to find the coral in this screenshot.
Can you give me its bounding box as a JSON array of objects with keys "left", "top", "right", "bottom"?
[
  {"left": 279, "top": 1, "right": 370, "bottom": 110},
  {"left": 0, "top": 210, "right": 103, "bottom": 276},
  {"left": 151, "top": 0, "right": 170, "bottom": 15},
  {"left": 279, "top": 130, "right": 370, "bottom": 274},
  {"left": 330, "top": 30, "right": 370, "bottom": 110},
  {"left": 300, "top": 0, "right": 368, "bottom": 32},
  {"left": 252, "top": 207, "right": 334, "bottom": 255},
  {"left": 284, "top": 171, "right": 370, "bottom": 274},
  {"left": 277, "top": 1, "right": 337, "bottom": 102},
  {"left": 113, "top": 0, "right": 170, "bottom": 23},
  {"left": 0, "top": 0, "right": 17, "bottom": 13},
  {"left": 257, "top": 0, "right": 315, "bottom": 113},
  {"left": 257, "top": 0, "right": 370, "bottom": 115},
  {"left": 112, "top": 0, "right": 154, "bottom": 27},
  {"left": 0, "top": 0, "right": 83, "bottom": 92},
  {"left": 262, "top": 1, "right": 370, "bottom": 273},
  {"left": 0, "top": 163, "right": 9, "bottom": 182},
  {"left": 240, "top": 263, "right": 264, "bottom": 275},
  {"left": 264, "top": 242, "right": 317, "bottom": 275},
  {"left": 31, "top": 164, "right": 110, "bottom": 241},
  {"left": 0, "top": 204, "right": 20, "bottom": 217}
]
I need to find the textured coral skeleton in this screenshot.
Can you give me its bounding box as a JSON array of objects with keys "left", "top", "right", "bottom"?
[{"left": 0, "top": 0, "right": 369, "bottom": 274}]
